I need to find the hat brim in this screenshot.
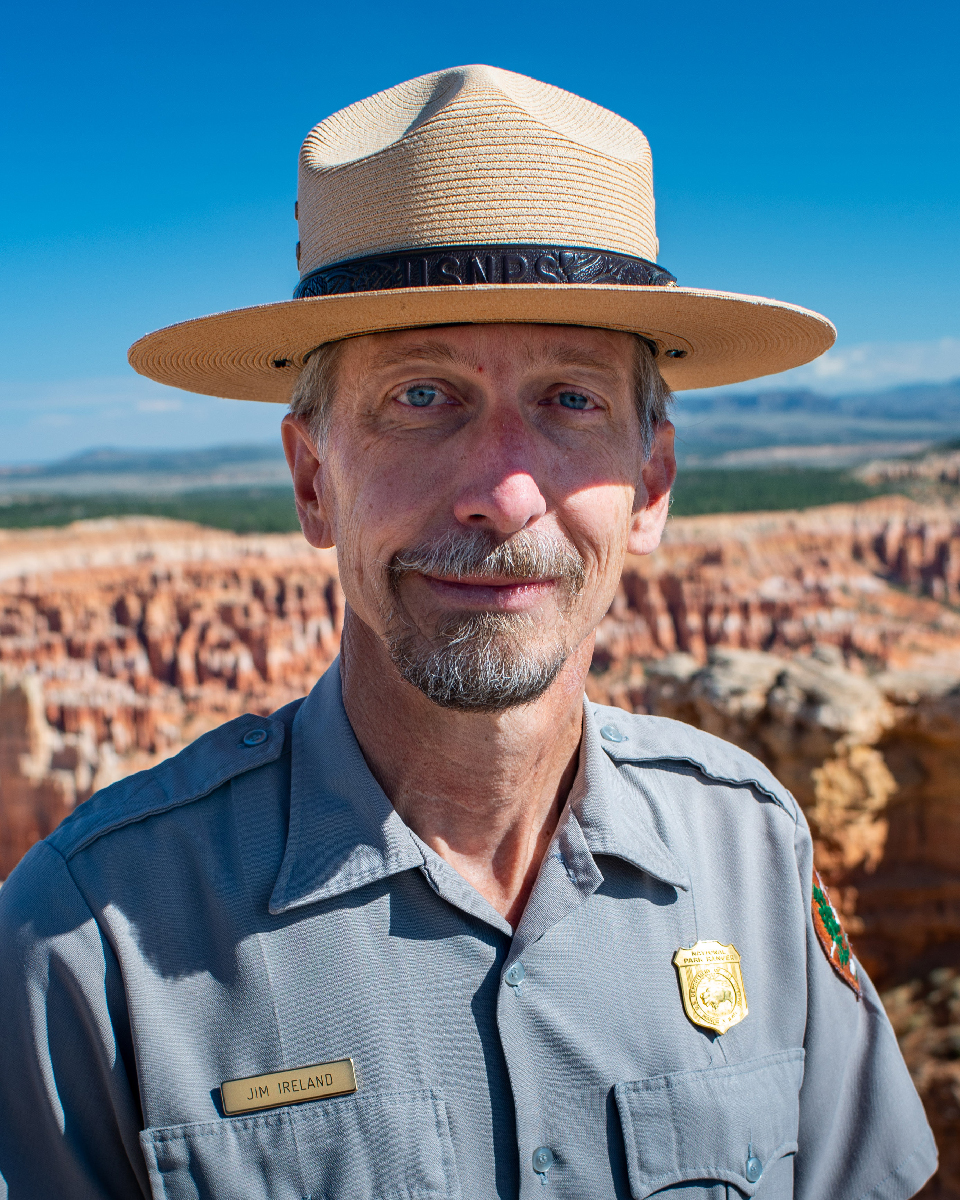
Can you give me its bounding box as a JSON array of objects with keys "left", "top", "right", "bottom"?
[{"left": 128, "top": 284, "right": 835, "bottom": 401}]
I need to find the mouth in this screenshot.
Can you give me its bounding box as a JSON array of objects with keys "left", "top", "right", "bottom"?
[{"left": 419, "top": 572, "right": 558, "bottom": 611}]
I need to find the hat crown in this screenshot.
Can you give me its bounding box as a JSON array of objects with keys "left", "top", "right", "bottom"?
[
  {"left": 128, "top": 65, "right": 836, "bottom": 404},
  {"left": 297, "top": 65, "right": 659, "bottom": 275}
]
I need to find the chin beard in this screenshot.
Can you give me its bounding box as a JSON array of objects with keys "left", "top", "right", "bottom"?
[
  {"left": 387, "top": 610, "right": 568, "bottom": 712},
  {"left": 383, "top": 529, "right": 585, "bottom": 713}
]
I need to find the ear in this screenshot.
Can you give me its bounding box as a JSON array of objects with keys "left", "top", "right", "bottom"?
[
  {"left": 627, "top": 421, "right": 677, "bottom": 556},
  {"left": 281, "top": 414, "right": 335, "bottom": 549}
]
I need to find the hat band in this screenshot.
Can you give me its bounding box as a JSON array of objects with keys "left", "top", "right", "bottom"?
[{"left": 294, "top": 244, "right": 677, "bottom": 299}]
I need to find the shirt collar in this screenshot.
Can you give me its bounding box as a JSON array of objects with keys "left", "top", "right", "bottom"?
[
  {"left": 269, "top": 662, "right": 687, "bottom": 917},
  {"left": 573, "top": 702, "right": 689, "bottom": 890},
  {"left": 269, "top": 660, "right": 425, "bottom": 915}
]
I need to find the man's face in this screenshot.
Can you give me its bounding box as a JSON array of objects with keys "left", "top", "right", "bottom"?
[{"left": 283, "top": 323, "right": 675, "bottom": 711}]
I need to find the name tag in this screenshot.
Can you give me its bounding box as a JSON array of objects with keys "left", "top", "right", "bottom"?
[{"left": 221, "top": 1058, "right": 357, "bottom": 1115}]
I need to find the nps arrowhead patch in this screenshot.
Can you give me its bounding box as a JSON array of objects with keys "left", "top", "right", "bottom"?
[{"left": 812, "top": 870, "right": 861, "bottom": 997}]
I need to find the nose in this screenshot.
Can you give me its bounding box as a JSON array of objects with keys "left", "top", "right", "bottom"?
[{"left": 451, "top": 421, "right": 548, "bottom": 535}]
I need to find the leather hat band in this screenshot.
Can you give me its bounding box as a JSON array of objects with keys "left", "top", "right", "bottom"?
[{"left": 294, "top": 244, "right": 677, "bottom": 300}]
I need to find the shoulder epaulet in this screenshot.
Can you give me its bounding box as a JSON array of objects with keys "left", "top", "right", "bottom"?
[
  {"left": 590, "top": 703, "right": 799, "bottom": 822},
  {"left": 49, "top": 699, "right": 304, "bottom": 860}
]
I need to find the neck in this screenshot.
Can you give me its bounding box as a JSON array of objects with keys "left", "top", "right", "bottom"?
[{"left": 339, "top": 608, "right": 591, "bottom": 927}]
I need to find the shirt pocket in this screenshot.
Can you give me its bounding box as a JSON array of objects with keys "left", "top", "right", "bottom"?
[
  {"left": 139, "top": 1088, "right": 462, "bottom": 1200},
  {"left": 614, "top": 1048, "right": 804, "bottom": 1199}
]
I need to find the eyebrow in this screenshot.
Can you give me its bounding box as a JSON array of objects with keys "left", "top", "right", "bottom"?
[
  {"left": 366, "top": 340, "right": 470, "bottom": 370},
  {"left": 527, "top": 345, "right": 621, "bottom": 373},
  {"left": 367, "top": 337, "right": 624, "bottom": 376}
]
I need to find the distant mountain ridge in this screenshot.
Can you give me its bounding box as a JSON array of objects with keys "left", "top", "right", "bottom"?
[
  {"left": 0, "top": 443, "right": 289, "bottom": 496},
  {"left": 681, "top": 378, "right": 960, "bottom": 418},
  {"left": 0, "top": 442, "right": 285, "bottom": 479},
  {"left": 673, "top": 377, "right": 960, "bottom": 461}
]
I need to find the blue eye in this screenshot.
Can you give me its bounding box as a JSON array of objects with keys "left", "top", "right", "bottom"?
[
  {"left": 557, "top": 392, "right": 590, "bottom": 410},
  {"left": 404, "top": 386, "right": 438, "bottom": 407}
]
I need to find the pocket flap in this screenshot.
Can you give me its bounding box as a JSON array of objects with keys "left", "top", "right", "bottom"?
[
  {"left": 140, "top": 1088, "right": 460, "bottom": 1200},
  {"left": 615, "top": 1049, "right": 804, "bottom": 1198}
]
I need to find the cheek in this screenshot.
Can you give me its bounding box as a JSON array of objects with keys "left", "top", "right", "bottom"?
[
  {"left": 323, "top": 446, "right": 443, "bottom": 619},
  {"left": 560, "top": 482, "right": 636, "bottom": 571},
  {"left": 543, "top": 422, "right": 643, "bottom": 510},
  {"left": 337, "top": 458, "right": 438, "bottom": 548}
]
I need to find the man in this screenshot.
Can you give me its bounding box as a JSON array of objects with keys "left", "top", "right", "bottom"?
[{"left": 0, "top": 65, "right": 936, "bottom": 1198}]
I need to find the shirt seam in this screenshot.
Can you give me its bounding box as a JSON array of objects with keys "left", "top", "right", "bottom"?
[
  {"left": 52, "top": 710, "right": 290, "bottom": 864},
  {"left": 246, "top": 921, "right": 311, "bottom": 1193},
  {"left": 588, "top": 704, "right": 799, "bottom": 820},
  {"left": 45, "top": 841, "right": 149, "bottom": 1181},
  {"left": 852, "top": 1139, "right": 937, "bottom": 1200},
  {"left": 615, "top": 754, "right": 800, "bottom": 823},
  {"left": 145, "top": 1088, "right": 449, "bottom": 1138},
  {"left": 224, "top": 773, "right": 310, "bottom": 1195},
  {"left": 795, "top": 820, "right": 814, "bottom": 1056},
  {"left": 60, "top": 725, "right": 286, "bottom": 860},
  {"left": 57, "top": 771, "right": 159, "bottom": 858}
]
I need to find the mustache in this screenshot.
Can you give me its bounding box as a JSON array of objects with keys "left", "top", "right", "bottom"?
[{"left": 389, "top": 529, "right": 586, "bottom": 593}]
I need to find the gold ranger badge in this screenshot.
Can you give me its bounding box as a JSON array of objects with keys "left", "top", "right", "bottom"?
[{"left": 673, "top": 941, "right": 748, "bottom": 1034}]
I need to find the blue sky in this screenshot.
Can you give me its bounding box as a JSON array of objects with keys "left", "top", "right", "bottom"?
[{"left": 2, "top": 0, "right": 958, "bottom": 462}]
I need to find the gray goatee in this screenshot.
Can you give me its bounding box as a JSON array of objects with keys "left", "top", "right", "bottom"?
[{"left": 385, "top": 529, "right": 586, "bottom": 712}]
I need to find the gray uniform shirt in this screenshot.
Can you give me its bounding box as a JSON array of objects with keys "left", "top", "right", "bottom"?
[{"left": 0, "top": 661, "right": 936, "bottom": 1199}]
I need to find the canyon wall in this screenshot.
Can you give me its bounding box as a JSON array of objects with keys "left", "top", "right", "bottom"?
[
  {"left": 0, "top": 519, "right": 343, "bottom": 876},
  {"left": 0, "top": 502, "right": 958, "bottom": 1193}
]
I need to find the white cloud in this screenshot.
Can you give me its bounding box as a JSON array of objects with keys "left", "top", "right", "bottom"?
[{"left": 756, "top": 336, "right": 960, "bottom": 395}]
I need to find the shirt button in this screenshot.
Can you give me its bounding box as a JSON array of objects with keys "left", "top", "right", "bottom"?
[
  {"left": 504, "top": 962, "right": 525, "bottom": 987},
  {"left": 532, "top": 1146, "right": 555, "bottom": 1174},
  {"left": 242, "top": 729, "right": 268, "bottom": 747},
  {"left": 600, "top": 724, "right": 626, "bottom": 743},
  {"left": 745, "top": 1154, "right": 763, "bottom": 1183}
]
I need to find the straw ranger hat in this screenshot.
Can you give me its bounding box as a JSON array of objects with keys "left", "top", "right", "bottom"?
[{"left": 129, "top": 65, "right": 835, "bottom": 400}]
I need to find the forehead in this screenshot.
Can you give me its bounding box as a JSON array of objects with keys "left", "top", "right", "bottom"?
[{"left": 338, "top": 323, "right": 637, "bottom": 377}]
